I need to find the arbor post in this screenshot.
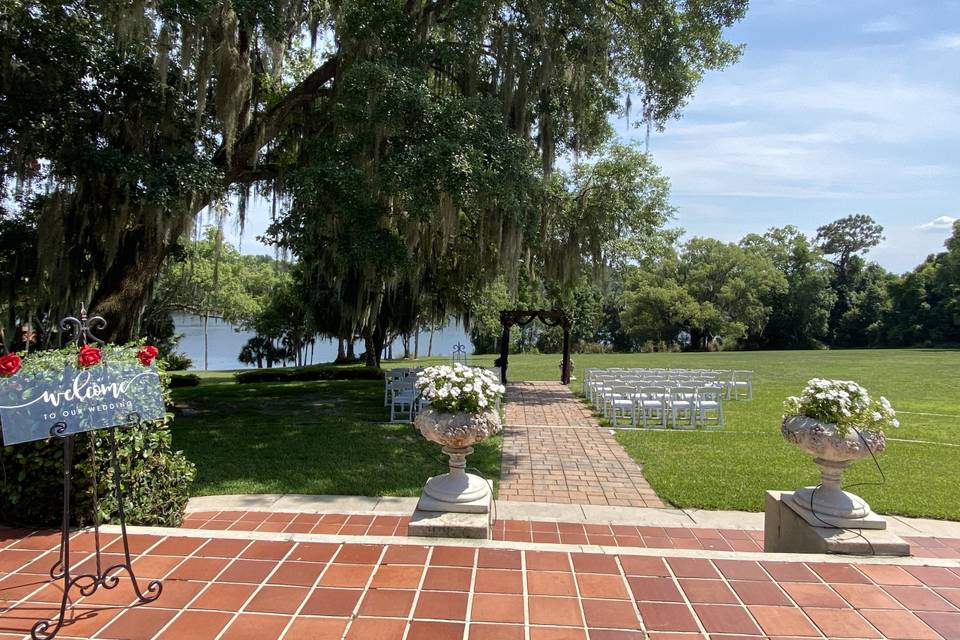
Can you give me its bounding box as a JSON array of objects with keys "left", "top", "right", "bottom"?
[
  {"left": 498, "top": 319, "right": 512, "bottom": 384},
  {"left": 561, "top": 319, "right": 572, "bottom": 385}
]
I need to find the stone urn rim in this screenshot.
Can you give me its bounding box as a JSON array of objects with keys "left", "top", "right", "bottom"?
[
  {"left": 781, "top": 414, "right": 886, "bottom": 463},
  {"left": 415, "top": 407, "right": 502, "bottom": 450}
]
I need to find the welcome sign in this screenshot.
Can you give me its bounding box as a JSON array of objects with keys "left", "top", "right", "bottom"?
[{"left": 0, "top": 363, "right": 166, "bottom": 445}]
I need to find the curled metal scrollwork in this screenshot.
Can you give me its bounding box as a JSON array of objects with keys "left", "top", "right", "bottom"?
[{"left": 59, "top": 304, "right": 106, "bottom": 347}]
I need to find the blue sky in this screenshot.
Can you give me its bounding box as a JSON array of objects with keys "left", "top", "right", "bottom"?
[{"left": 229, "top": 0, "right": 960, "bottom": 273}]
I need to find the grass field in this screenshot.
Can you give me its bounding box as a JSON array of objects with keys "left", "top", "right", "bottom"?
[
  {"left": 411, "top": 349, "right": 958, "bottom": 520},
  {"left": 174, "top": 348, "right": 960, "bottom": 520},
  {"left": 170, "top": 374, "right": 501, "bottom": 498}
]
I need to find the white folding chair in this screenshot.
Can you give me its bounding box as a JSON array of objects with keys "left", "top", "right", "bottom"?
[
  {"left": 607, "top": 385, "right": 637, "bottom": 427},
  {"left": 638, "top": 386, "right": 668, "bottom": 429},
  {"left": 670, "top": 386, "right": 696, "bottom": 429},
  {"left": 731, "top": 370, "right": 753, "bottom": 400},
  {"left": 697, "top": 385, "right": 725, "bottom": 428},
  {"left": 390, "top": 380, "right": 418, "bottom": 422}
]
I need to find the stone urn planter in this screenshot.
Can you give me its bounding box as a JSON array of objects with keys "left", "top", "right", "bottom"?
[
  {"left": 414, "top": 408, "right": 502, "bottom": 513},
  {"left": 781, "top": 415, "right": 887, "bottom": 529}
]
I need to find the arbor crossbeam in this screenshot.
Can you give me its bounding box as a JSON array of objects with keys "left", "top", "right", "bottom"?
[{"left": 498, "top": 309, "right": 573, "bottom": 385}]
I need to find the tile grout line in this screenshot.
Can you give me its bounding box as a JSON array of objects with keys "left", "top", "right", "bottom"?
[
  {"left": 520, "top": 548, "right": 530, "bottom": 640},
  {"left": 401, "top": 545, "right": 437, "bottom": 640},
  {"left": 278, "top": 539, "right": 345, "bottom": 640},
  {"left": 462, "top": 545, "right": 479, "bottom": 640},
  {"left": 218, "top": 540, "right": 304, "bottom": 638},
  {"left": 613, "top": 553, "right": 647, "bottom": 636},
  {"left": 713, "top": 556, "right": 824, "bottom": 639},
  {"left": 663, "top": 558, "right": 709, "bottom": 637},
  {"left": 132, "top": 535, "right": 226, "bottom": 640},
  {"left": 567, "top": 550, "right": 591, "bottom": 637},
  {"left": 337, "top": 543, "right": 389, "bottom": 640}
]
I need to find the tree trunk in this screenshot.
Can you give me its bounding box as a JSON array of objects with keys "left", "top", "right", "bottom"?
[
  {"left": 337, "top": 337, "right": 346, "bottom": 362},
  {"left": 413, "top": 324, "right": 420, "bottom": 359},
  {"left": 362, "top": 326, "right": 377, "bottom": 367},
  {"left": 402, "top": 333, "right": 411, "bottom": 359},
  {"left": 347, "top": 338, "right": 356, "bottom": 360},
  {"left": 373, "top": 324, "right": 386, "bottom": 368},
  {"left": 428, "top": 326, "right": 434, "bottom": 357},
  {"left": 202, "top": 312, "right": 209, "bottom": 371}
]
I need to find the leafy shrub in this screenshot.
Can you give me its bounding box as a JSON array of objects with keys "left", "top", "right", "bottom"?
[
  {"left": 236, "top": 364, "right": 384, "bottom": 384},
  {"left": 0, "top": 345, "right": 196, "bottom": 528},
  {"left": 572, "top": 340, "right": 611, "bottom": 354},
  {"left": 169, "top": 373, "right": 201, "bottom": 387},
  {"left": 162, "top": 352, "right": 193, "bottom": 371}
]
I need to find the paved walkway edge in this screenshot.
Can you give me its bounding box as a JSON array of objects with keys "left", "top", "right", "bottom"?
[
  {"left": 186, "top": 494, "right": 960, "bottom": 538},
  {"left": 99, "top": 524, "right": 960, "bottom": 568}
]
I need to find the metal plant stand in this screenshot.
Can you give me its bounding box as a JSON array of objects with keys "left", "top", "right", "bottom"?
[{"left": 29, "top": 311, "right": 162, "bottom": 640}]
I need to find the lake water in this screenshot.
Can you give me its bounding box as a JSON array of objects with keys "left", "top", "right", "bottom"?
[{"left": 172, "top": 313, "right": 473, "bottom": 371}]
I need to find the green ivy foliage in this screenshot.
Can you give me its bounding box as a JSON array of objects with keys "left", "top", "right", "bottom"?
[{"left": 0, "top": 345, "right": 196, "bottom": 527}]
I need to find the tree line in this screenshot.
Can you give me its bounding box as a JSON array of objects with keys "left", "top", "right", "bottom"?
[{"left": 469, "top": 215, "right": 960, "bottom": 353}]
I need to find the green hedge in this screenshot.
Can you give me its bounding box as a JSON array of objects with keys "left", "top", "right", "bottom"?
[
  {"left": 0, "top": 347, "right": 196, "bottom": 528},
  {"left": 169, "top": 373, "right": 201, "bottom": 387},
  {"left": 235, "top": 365, "right": 384, "bottom": 384}
]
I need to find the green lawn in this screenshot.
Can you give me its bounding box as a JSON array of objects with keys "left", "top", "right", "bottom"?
[
  {"left": 175, "top": 349, "right": 960, "bottom": 520},
  {"left": 170, "top": 374, "right": 501, "bottom": 497},
  {"left": 411, "top": 349, "right": 958, "bottom": 520}
]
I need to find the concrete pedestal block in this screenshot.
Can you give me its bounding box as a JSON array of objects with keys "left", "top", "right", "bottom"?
[
  {"left": 765, "top": 491, "right": 910, "bottom": 556},
  {"left": 408, "top": 509, "right": 491, "bottom": 539}
]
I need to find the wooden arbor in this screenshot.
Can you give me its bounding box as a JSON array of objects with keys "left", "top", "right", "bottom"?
[{"left": 498, "top": 309, "right": 573, "bottom": 385}]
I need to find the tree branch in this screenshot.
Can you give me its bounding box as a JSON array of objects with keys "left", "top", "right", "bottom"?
[{"left": 216, "top": 56, "right": 340, "bottom": 182}]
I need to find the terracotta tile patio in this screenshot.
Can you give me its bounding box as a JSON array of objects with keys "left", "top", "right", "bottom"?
[
  {"left": 1, "top": 527, "right": 958, "bottom": 639},
  {"left": 499, "top": 383, "right": 664, "bottom": 507},
  {"left": 175, "top": 510, "right": 960, "bottom": 561}
]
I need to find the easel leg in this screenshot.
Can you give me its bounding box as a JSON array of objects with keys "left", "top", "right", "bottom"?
[
  {"left": 100, "top": 427, "right": 161, "bottom": 601},
  {"left": 31, "top": 434, "right": 74, "bottom": 640}
]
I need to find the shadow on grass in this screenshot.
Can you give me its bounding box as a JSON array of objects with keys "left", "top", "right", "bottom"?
[{"left": 171, "top": 379, "right": 502, "bottom": 497}]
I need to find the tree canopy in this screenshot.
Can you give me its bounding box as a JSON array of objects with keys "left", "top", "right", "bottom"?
[{"left": 0, "top": 0, "right": 748, "bottom": 343}]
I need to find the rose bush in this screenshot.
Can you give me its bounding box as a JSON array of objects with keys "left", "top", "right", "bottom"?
[
  {"left": 415, "top": 363, "right": 505, "bottom": 414},
  {"left": 783, "top": 378, "right": 899, "bottom": 437}
]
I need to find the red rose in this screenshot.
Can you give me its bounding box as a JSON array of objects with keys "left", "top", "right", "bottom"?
[
  {"left": 0, "top": 353, "right": 22, "bottom": 377},
  {"left": 77, "top": 345, "right": 102, "bottom": 368},
  {"left": 137, "top": 345, "right": 159, "bottom": 366}
]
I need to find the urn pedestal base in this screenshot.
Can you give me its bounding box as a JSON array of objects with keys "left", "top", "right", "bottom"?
[
  {"left": 787, "top": 456, "right": 886, "bottom": 530},
  {"left": 418, "top": 473, "right": 492, "bottom": 514},
  {"left": 788, "top": 486, "right": 886, "bottom": 530},
  {"left": 416, "top": 445, "right": 493, "bottom": 514}
]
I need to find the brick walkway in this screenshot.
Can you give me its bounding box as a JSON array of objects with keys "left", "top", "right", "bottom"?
[
  {"left": 1, "top": 527, "right": 959, "bottom": 639},
  {"left": 499, "top": 383, "right": 664, "bottom": 508}
]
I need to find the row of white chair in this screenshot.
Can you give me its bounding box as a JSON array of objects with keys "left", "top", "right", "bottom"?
[
  {"left": 599, "top": 383, "right": 725, "bottom": 429},
  {"left": 584, "top": 368, "right": 753, "bottom": 401}
]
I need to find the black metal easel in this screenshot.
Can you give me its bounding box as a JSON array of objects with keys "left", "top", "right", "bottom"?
[{"left": 31, "top": 310, "right": 162, "bottom": 640}]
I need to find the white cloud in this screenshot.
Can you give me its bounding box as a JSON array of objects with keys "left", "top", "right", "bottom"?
[
  {"left": 930, "top": 33, "right": 960, "bottom": 49},
  {"left": 861, "top": 18, "right": 904, "bottom": 33},
  {"left": 915, "top": 215, "right": 958, "bottom": 231}
]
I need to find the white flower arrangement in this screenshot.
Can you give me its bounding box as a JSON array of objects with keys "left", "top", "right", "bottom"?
[
  {"left": 415, "top": 363, "right": 505, "bottom": 414},
  {"left": 783, "top": 378, "right": 899, "bottom": 437}
]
